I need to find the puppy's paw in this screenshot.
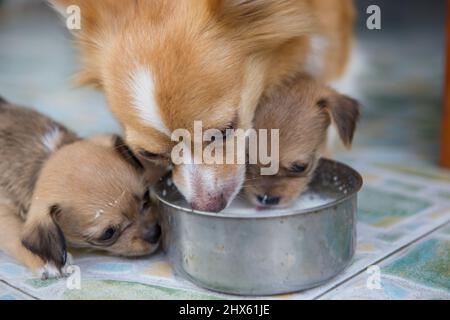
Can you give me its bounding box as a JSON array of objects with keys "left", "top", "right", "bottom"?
[
  {"left": 37, "top": 262, "right": 62, "bottom": 280},
  {"left": 35, "top": 253, "right": 74, "bottom": 280}
]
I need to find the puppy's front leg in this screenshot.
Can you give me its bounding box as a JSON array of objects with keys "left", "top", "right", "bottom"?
[{"left": 0, "top": 203, "right": 62, "bottom": 279}]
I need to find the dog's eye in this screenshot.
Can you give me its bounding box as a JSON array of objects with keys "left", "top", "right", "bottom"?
[
  {"left": 99, "top": 227, "right": 116, "bottom": 241},
  {"left": 289, "top": 163, "right": 308, "bottom": 174},
  {"left": 139, "top": 150, "right": 167, "bottom": 161}
]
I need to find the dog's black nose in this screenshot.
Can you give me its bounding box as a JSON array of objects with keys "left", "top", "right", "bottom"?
[
  {"left": 144, "top": 224, "right": 161, "bottom": 244},
  {"left": 257, "top": 194, "right": 281, "bottom": 206}
]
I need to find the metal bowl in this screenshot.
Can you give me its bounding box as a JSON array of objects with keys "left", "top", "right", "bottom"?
[{"left": 154, "top": 159, "right": 363, "bottom": 296}]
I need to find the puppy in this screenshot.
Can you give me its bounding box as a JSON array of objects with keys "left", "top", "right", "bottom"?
[
  {"left": 0, "top": 98, "right": 165, "bottom": 278},
  {"left": 50, "top": 0, "right": 355, "bottom": 212},
  {"left": 245, "top": 75, "right": 360, "bottom": 208}
]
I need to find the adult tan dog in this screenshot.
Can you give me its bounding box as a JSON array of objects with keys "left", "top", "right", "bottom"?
[{"left": 51, "top": 0, "right": 355, "bottom": 212}]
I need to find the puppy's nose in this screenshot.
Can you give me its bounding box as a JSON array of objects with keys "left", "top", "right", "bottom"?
[
  {"left": 191, "top": 196, "right": 227, "bottom": 213},
  {"left": 257, "top": 194, "right": 281, "bottom": 206},
  {"left": 143, "top": 224, "right": 161, "bottom": 244}
]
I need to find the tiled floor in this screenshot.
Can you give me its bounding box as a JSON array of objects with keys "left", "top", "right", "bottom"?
[{"left": 0, "top": 2, "right": 449, "bottom": 300}]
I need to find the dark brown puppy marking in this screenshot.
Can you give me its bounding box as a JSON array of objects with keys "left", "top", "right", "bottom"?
[
  {"left": 113, "top": 135, "right": 144, "bottom": 171},
  {"left": 22, "top": 205, "right": 67, "bottom": 270},
  {"left": 329, "top": 95, "right": 360, "bottom": 147}
]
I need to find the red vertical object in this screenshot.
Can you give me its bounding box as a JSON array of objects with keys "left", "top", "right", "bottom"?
[{"left": 441, "top": 0, "right": 450, "bottom": 168}]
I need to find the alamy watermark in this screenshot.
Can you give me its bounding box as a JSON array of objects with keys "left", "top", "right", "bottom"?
[
  {"left": 65, "top": 5, "right": 81, "bottom": 30},
  {"left": 171, "top": 121, "right": 280, "bottom": 176},
  {"left": 66, "top": 4, "right": 382, "bottom": 32},
  {"left": 65, "top": 264, "right": 81, "bottom": 290},
  {"left": 367, "top": 5, "right": 382, "bottom": 30},
  {"left": 366, "top": 265, "right": 382, "bottom": 290}
]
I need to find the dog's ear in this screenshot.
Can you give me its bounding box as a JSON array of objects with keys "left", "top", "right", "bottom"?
[
  {"left": 319, "top": 94, "right": 361, "bottom": 148},
  {"left": 209, "top": 0, "right": 315, "bottom": 51},
  {"left": 22, "top": 205, "right": 67, "bottom": 270}
]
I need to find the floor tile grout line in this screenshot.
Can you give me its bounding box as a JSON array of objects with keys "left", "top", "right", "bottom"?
[
  {"left": 0, "top": 279, "right": 39, "bottom": 300},
  {"left": 312, "top": 219, "right": 450, "bottom": 300}
]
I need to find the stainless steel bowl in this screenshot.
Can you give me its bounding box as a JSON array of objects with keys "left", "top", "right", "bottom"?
[{"left": 154, "top": 159, "right": 363, "bottom": 296}]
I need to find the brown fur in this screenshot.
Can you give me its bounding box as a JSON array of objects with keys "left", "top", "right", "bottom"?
[
  {"left": 0, "top": 102, "right": 78, "bottom": 217},
  {"left": 0, "top": 102, "right": 166, "bottom": 277},
  {"left": 50, "top": 0, "right": 355, "bottom": 211},
  {"left": 0, "top": 201, "right": 49, "bottom": 273},
  {"left": 245, "top": 74, "right": 360, "bottom": 207}
]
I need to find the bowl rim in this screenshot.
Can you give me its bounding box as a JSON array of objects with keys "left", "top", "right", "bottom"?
[{"left": 154, "top": 159, "right": 363, "bottom": 219}]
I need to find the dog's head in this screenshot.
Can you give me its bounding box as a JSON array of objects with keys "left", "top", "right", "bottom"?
[
  {"left": 22, "top": 135, "right": 166, "bottom": 270},
  {"left": 245, "top": 75, "right": 360, "bottom": 208},
  {"left": 50, "top": 0, "right": 314, "bottom": 212}
]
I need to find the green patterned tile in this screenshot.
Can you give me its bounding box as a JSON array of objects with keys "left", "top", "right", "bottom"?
[
  {"left": 437, "top": 191, "right": 450, "bottom": 200},
  {"left": 25, "top": 278, "right": 59, "bottom": 289},
  {"left": 377, "top": 231, "right": 405, "bottom": 243},
  {"left": 441, "top": 225, "right": 450, "bottom": 235},
  {"left": 384, "top": 179, "right": 423, "bottom": 192},
  {"left": 0, "top": 282, "right": 34, "bottom": 300},
  {"left": 375, "top": 163, "right": 450, "bottom": 182},
  {"left": 358, "top": 187, "right": 432, "bottom": 227},
  {"left": 383, "top": 238, "right": 450, "bottom": 291},
  {"left": 62, "top": 279, "right": 222, "bottom": 300}
]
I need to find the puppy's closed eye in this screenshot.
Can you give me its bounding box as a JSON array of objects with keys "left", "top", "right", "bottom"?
[
  {"left": 289, "top": 163, "right": 308, "bottom": 174},
  {"left": 99, "top": 227, "right": 117, "bottom": 242},
  {"left": 285, "top": 162, "right": 310, "bottom": 177},
  {"left": 86, "top": 225, "right": 120, "bottom": 246},
  {"left": 138, "top": 150, "right": 168, "bottom": 161}
]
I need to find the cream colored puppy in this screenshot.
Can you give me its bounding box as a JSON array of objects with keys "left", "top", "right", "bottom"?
[{"left": 245, "top": 75, "right": 360, "bottom": 208}]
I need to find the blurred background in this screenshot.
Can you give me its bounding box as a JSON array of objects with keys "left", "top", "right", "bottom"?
[{"left": 352, "top": 0, "right": 446, "bottom": 165}]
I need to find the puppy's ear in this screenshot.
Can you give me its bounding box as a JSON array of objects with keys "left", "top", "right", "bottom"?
[
  {"left": 319, "top": 95, "right": 361, "bottom": 148},
  {"left": 113, "top": 135, "right": 144, "bottom": 172},
  {"left": 210, "top": 0, "right": 315, "bottom": 51},
  {"left": 112, "top": 135, "right": 169, "bottom": 185},
  {"left": 22, "top": 205, "right": 67, "bottom": 270}
]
